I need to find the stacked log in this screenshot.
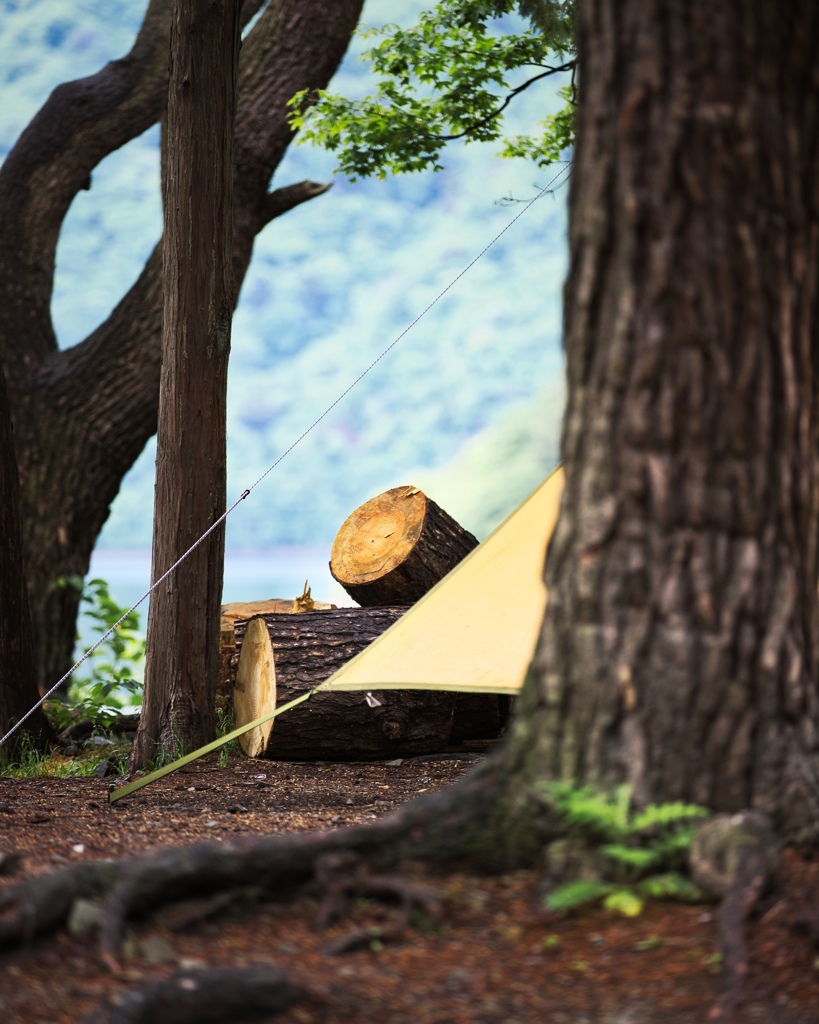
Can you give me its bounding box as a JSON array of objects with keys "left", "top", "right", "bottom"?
[
  {"left": 218, "top": 589, "right": 335, "bottom": 706},
  {"left": 329, "top": 485, "right": 479, "bottom": 606},
  {"left": 230, "top": 485, "right": 505, "bottom": 760},
  {"left": 231, "top": 608, "right": 456, "bottom": 760}
]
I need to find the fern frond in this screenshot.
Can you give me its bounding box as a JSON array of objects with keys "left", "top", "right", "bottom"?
[
  {"left": 631, "top": 802, "right": 709, "bottom": 831},
  {"left": 545, "top": 880, "right": 613, "bottom": 912},
  {"left": 542, "top": 782, "right": 633, "bottom": 840},
  {"left": 637, "top": 872, "right": 704, "bottom": 903},
  {"left": 600, "top": 844, "right": 661, "bottom": 871}
]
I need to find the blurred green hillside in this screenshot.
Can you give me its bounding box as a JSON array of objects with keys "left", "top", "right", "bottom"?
[{"left": 1, "top": 0, "right": 567, "bottom": 547}]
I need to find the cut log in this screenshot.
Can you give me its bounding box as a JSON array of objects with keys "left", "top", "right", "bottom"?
[
  {"left": 329, "top": 485, "right": 479, "bottom": 607},
  {"left": 221, "top": 598, "right": 295, "bottom": 629},
  {"left": 233, "top": 617, "right": 276, "bottom": 758},
  {"left": 231, "top": 608, "right": 457, "bottom": 760},
  {"left": 218, "top": 591, "right": 336, "bottom": 706}
]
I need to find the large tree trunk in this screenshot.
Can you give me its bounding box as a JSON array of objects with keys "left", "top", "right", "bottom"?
[
  {"left": 494, "top": 0, "right": 819, "bottom": 849},
  {"left": 130, "top": 0, "right": 240, "bottom": 768},
  {"left": 0, "top": 366, "right": 50, "bottom": 759},
  {"left": 0, "top": 0, "right": 364, "bottom": 697}
]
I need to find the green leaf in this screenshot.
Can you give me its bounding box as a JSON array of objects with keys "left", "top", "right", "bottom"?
[
  {"left": 637, "top": 873, "right": 704, "bottom": 903},
  {"left": 603, "top": 889, "right": 644, "bottom": 917},
  {"left": 631, "top": 802, "right": 709, "bottom": 831},
  {"left": 55, "top": 574, "right": 85, "bottom": 594},
  {"left": 600, "top": 844, "right": 660, "bottom": 870},
  {"left": 545, "top": 880, "right": 613, "bottom": 912},
  {"left": 64, "top": 575, "right": 145, "bottom": 732}
]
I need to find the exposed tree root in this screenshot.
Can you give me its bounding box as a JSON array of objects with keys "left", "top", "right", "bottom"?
[
  {"left": 688, "top": 811, "right": 781, "bottom": 1021},
  {"left": 0, "top": 858, "right": 121, "bottom": 946},
  {"left": 312, "top": 849, "right": 442, "bottom": 954},
  {"left": 313, "top": 849, "right": 442, "bottom": 929},
  {"left": 85, "top": 965, "right": 306, "bottom": 1024},
  {"left": 0, "top": 761, "right": 560, "bottom": 969},
  {"left": 155, "top": 889, "right": 247, "bottom": 932},
  {"left": 4, "top": 753, "right": 794, "bottom": 1020}
]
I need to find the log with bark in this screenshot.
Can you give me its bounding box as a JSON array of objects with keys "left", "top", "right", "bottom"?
[
  {"left": 448, "top": 694, "right": 505, "bottom": 747},
  {"left": 218, "top": 588, "right": 336, "bottom": 706},
  {"left": 329, "top": 485, "right": 479, "bottom": 607},
  {"left": 231, "top": 609, "right": 458, "bottom": 760}
]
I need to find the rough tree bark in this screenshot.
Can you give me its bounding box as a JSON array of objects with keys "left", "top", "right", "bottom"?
[
  {"left": 231, "top": 609, "right": 457, "bottom": 760},
  {"left": 0, "top": 367, "right": 50, "bottom": 758},
  {"left": 0, "top": 0, "right": 364, "bottom": 697},
  {"left": 129, "top": 0, "right": 239, "bottom": 768},
  {"left": 493, "top": 0, "right": 819, "bottom": 851}
]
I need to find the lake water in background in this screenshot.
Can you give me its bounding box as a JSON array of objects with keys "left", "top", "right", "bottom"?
[{"left": 77, "top": 547, "right": 353, "bottom": 657}]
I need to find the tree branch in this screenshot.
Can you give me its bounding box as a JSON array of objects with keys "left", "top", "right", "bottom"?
[
  {"left": 427, "top": 61, "right": 576, "bottom": 143},
  {"left": 0, "top": 0, "right": 270, "bottom": 377},
  {"left": 260, "top": 180, "right": 332, "bottom": 227},
  {"left": 22, "top": 0, "right": 363, "bottom": 513},
  {"left": 232, "top": 1, "right": 363, "bottom": 207},
  {"left": 0, "top": 1, "right": 172, "bottom": 374}
]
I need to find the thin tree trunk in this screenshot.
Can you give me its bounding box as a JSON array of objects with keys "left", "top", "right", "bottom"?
[
  {"left": 0, "top": 367, "right": 50, "bottom": 758},
  {"left": 130, "top": 0, "right": 240, "bottom": 768},
  {"left": 496, "top": 0, "right": 819, "bottom": 847}
]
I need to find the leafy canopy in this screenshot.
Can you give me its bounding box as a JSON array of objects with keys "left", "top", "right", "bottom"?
[{"left": 287, "top": 0, "right": 577, "bottom": 180}]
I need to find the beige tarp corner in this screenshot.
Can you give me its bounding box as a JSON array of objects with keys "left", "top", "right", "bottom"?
[{"left": 316, "top": 465, "right": 565, "bottom": 697}]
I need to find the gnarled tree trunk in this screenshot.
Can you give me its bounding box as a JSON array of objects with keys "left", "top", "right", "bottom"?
[
  {"left": 0, "top": 366, "right": 50, "bottom": 757},
  {"left": 0, "top": 0, "right": 364, "bottom": 697},
  {"left": 493, "top": 0, "right": 819, "bottom": 851}
]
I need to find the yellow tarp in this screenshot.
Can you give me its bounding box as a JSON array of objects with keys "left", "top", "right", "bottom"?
[{"left": 316, "top": 465, "right": 565, "bottom": 696}]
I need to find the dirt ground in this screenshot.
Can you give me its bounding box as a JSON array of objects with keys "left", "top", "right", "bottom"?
[{"left": 1, "top": 752, "right": 819, "bottom": 1023}]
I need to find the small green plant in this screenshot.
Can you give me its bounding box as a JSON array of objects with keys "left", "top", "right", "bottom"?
[
  {"left": 0, "top": 731, "right": 46, "bottom": 777},
  {"left": 543, "top": 782, "right": 709, "bottom": 917},
  {"left": 216, "top": 707, "right": 238, "bottom": 768},
  {"left": 706, "top": 951, "right": 724, "bottom": 973},
  {"left": 0, "top": 730, "right": 130, "bottom": 778},
  {"left": 51, "top": 576, "right": 145, "bottom": 733}
]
